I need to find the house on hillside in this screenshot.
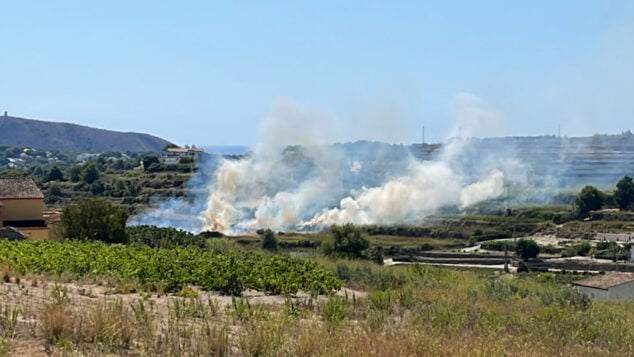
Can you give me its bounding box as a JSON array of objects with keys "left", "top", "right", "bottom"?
[
  {"left": 0, "top": 177, "right": 48, "bottom": 239},
  {"left": 573, "top": 272, "right": 634, "bottom": 300},
  {"left": 161, "top": 145, "right": 204, "bottom": 164}
]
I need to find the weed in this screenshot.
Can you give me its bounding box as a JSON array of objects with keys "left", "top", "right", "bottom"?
[
  {"left": 319, "top": 295, "right": 350, "bottom": 328},
  {"left": 40, "top": 303, "right": 72, "bottom": 344},
  {"left": 80, "top": 299, "right": 132, "bottom": 350},
  {"left": 50, "top": 283, "right": 70, "bottom": 305},
  {"left": 0, "top": 337, "right": 13, "bottom": 356},
  {"left": 177, "top": 285, "right": 199, "bottom": 298},
  {"left": 207, "top": 296, "right": 221, "bottom": 316},
  {"left": 0, "top": 305, "right": 19, "bottom": 338}
]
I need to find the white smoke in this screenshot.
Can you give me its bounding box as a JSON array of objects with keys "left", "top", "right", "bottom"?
[
  {"left": 200, "top": 99, "right": 346, "bottom": 232},
  {"left": 193, "top": 94, "right": 524, "bottom": 233}
]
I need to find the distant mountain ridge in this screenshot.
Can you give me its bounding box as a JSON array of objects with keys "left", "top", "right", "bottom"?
[{"left": 0, "top": 114, "right": 172, "bottom": 152}]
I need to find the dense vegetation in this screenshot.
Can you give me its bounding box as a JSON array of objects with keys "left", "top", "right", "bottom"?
[
  {"left": 62, "top": 198, "right": 129, "bottom": 244},
  {"left": 0, "top": 146, "right": 199, "bottom": 213},
  {"left": 0, "top": 241, "right": 341, "bottom": 295},
  {"left": 0, "top": 257, "right": 631, "bottom": 355},
  {"left": 127, "top": 225, "right": 206, "bottom": 249},
  {"left": 575, "top": 175, "right": 634, "bottom": 216},
  {"left": 322, "top": 224, "right": 371, "bottom": 259}
]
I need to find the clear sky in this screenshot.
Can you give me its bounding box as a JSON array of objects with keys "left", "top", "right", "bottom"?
[{"left": 2, "top": 1, "right": 634, "bottom": 146}]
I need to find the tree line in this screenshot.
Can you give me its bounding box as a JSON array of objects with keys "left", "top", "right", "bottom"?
[{"left": 575, "top": 176, "right": 634, "bottom": 216}]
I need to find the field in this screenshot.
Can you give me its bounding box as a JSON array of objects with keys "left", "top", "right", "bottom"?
[
  {"left": 0, "top": 240, "right": 631, "bottom": 356},
  {"left": 0, "top": 241, "right": 340, "bottom": 295}
]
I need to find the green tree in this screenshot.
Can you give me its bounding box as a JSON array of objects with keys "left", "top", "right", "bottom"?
[
  {"left": 575, "top": 185, "right": 604, "bottom": 216},
  {"left": 614, "top": 176, "right": 634, "bottom": 211},
  {"left": 62, "top": 198, "right": 128, "bottom": 243},
  {"left": 82, "top": 162, "right": 100, "bottom": 184},
  {"left": 515, "top": 238, "right": 540, "bottom": 260},
  {"left": 69, "top": 165, "right": 82, "bottom": 182},
  {"left": 45, "top": 166, "right": 64, "bottom": 182},
  {"left": 323, "top": 223, "right": 370, "bottom": 259},
  {"left": 260, "top": 228, "right": 278, "bottom": 252},
  {"left": 142, "top": 155, "right": 160, "bottom": 171},
  {"left": 370, "top": 246, "right": 384, "bottom": 265},
  {"left": 49, "top": 183, "right": 62, "bottom": 196},
  {"left": 31, "top": 166, "right": 44, "bottom": 177}
]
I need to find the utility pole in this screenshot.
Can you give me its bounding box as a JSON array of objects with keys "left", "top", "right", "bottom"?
[
  {"left": 503, "top": 182, "right": 512, "bottom": 273},
  {"left": 558, "top": 124, "right": 561, "bottom": 138},
  {"left": 504, "top": 242, "right": 509, "bottom": 273},
  {"left": 422, "top": 126, "right": 425, "bottom": 145}
]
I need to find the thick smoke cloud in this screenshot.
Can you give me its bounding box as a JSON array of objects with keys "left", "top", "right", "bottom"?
[{"left": 131, "top": 94, "right": 527, "bottom": 233}]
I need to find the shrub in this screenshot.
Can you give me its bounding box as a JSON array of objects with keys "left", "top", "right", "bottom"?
[
  {"left": 62, "top": 198, "right": 128, "bottom": 243},
  {"left": 319, "top": 296, "right": 350, "bottom": 328},
  {"left": 576, "top": 185, "right": 604, "bottom": 216},
  {"left": 142, "top": 155, "right": 160, "bottom": 171},
  {"left": 127, "top": 225, "right": 205, "bottom": 249},
  {"left": 46, "top": 166, "right": 64, "bottom": 182},
  {"left": 481, "top": 240, "right": 516, "bottom": 252},
  {"left": 69, "top": 166, "right": 82, "bottom": 182},
  {"left": 614, "top": 176, "right": 634, "bottom": 211},
  {"left": 259, "top": 229, "right": 278, "bottom": 252},
  {"left": 563, "top": 241, "right": 593, "bottom": 257},
  {"left": 323, "top": 224, "right": 370, "bottom": 259},
  {"left": 82, "top": 162, "right": 100, "bottom": 184},
  {"left": 49, "top": 183, "right": 62, "bottom": 196},
  {"left": 515, "top": 239, "right": 540, "bottom": 260}
]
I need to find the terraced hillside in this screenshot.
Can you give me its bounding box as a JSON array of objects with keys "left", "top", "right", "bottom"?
[{"left": 411, "top": 132, "right": 634, "bottom": 189}]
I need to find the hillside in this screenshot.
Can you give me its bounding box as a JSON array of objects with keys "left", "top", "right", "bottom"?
[
  {"left": 0, "top": 114, "right": 172, "bottom": 152},
  {"left": 409, "top": 133, "right": 634, "bottom": 188}
]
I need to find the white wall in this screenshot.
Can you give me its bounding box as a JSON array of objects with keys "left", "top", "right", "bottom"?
[
  {"left": 607, "top": 282, "right": 634, "bottom": 300},
  {"left": 575, "top": 282, "right": 634, "bottom": 300},
  {"left": 575, "top": 285, "right": 608, "bottom": 300}
]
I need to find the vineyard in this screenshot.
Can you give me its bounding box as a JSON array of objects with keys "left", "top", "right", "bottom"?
[{"left": 0, "top": 241, "right": 341, "bottom": 295}]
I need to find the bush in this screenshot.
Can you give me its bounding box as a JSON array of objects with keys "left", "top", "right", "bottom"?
[
  {"left": 576, "top": 185, "right": 604, "bottom": 216},
  {"left": 615, "top": 176, "right": 634, "bottom": 211},
  {"left": 319, "top": 296, "right": 350, "bottom": 328},
  {"left": 127, "top": 225, "right": 205, "bottom": 249},
  {"left": 515, "top": 239, "right": 540, "bottom": 260},
  {"left": 370, "top": 246, "right": 384, "bottom": 265},
  {"left": 69, "top": 166, "right": 81, "bottom": 182},
  {"left": 45, "top": 166, "right": 64, "bottom": 182},
  {"left": 563, "top": 241, "right": 593, "bottom": 257},
  {"left": 481, "top": 240, "right": 516, "bottom": 252},
  {"left": 82, "top": 162, "right": 100, "bottom": 184},
  {"left": 142, "top": 155, "right": 160, "bottom": 171},
  {"left": 48, "top": 183, "right": 62, "bottom": 197},
  {"left": 259, "top": 229, "right": 278, "bottom": 252},
  {"left": 322, "top": 224, "right": 370, "bottom": 259},
  {"left": 62, "top": 198, "right": 128, "bottom": 244}
]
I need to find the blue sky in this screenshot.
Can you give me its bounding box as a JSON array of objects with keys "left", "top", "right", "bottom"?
[{"left": 2, "top": 1, "right": 634, "bottom": 146}]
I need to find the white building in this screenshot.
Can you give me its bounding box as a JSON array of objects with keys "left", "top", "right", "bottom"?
[
  {"left": 595, "top": 233, "right": 634, "bottom": 242},
  {"left": 161, "top": 146, "right": 204, "bottom": 164},
  {"left": 573, "top": 272, "right": 634, "bottom": 300}
]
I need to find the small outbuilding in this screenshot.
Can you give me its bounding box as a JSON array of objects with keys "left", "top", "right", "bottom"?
[
  {"left": 573, "top": 272, "right": 634, "bottom": 300},
  {"left": 0, "top": 177, "right": 48, "bottom": 239}
]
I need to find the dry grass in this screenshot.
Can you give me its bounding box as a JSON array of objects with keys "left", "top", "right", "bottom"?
[{"left": 0, "top": 262, "right": 632, "bottom": 356}]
